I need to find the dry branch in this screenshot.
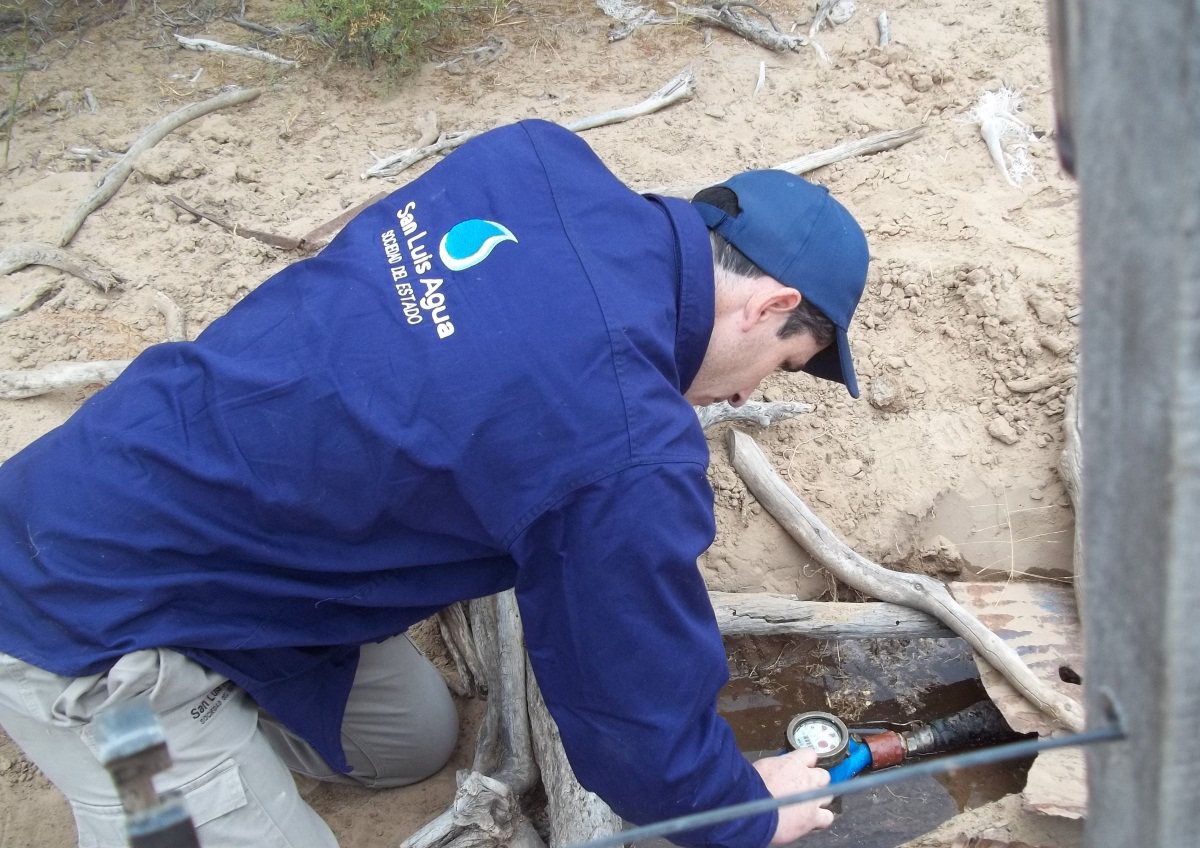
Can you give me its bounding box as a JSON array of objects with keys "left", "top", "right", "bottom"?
[
  {"left": 0, "top": 290, "right": 185, "bottom": 400},
  {"left": 362, "top": 69, "right": 696, "bottom": 179},
  {"left": 695, "top": 399, "right": 812, "bottom": 429},
  {"left": 59, "top": 87, "right": 265, "bottom": 246},
  {"left": 0, "top": 242, "right": 122, "bottom": 294},
  {"left": 726, "top": 427, "right": 1085, "bottom": 733},
  {"left": 710, "top": 592, "right": 955, "bottom": 638},
  {"left": 167, "top": 195, "right": 307, "bottom": 252},
  {"left": 668, "top": 3, "right": 808, "bottom": 52},
  {"left": 656, "top": 125, "right": 925, "bottom": 198},
  {"left": 0, "top": 361, "right": 131, "bottom": 400},
  {"left": 174, "top": 34, "right": 296, "bottom": 66}
]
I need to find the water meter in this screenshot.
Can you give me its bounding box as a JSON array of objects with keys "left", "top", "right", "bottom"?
[{"left": 784, "top": 711, "right": 851, "bottom": 768}]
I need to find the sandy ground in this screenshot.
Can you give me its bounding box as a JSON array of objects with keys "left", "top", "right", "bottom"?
[{"left": 1, "top": 0, "right": 1082, "bottom": 845}]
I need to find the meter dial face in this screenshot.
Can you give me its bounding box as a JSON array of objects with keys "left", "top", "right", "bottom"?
[{"left": 786, "top": 712, "right": 850, "bottom": 765}]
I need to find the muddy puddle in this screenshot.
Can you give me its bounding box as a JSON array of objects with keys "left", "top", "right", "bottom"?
[
  {"left": 634, "top": 635, "right": 1032, "bottom": 848},
  {"left": 721, "top": 635, "right": 1032, "bottom": 847}
]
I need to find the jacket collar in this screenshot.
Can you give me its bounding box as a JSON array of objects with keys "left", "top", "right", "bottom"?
[{"left": 645, "top": 194, "right": 715, "bottom": 394}]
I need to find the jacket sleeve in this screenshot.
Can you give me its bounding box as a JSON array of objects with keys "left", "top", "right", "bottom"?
[{"left": 508, "top": 461, "right": 777, "bottom": 848}]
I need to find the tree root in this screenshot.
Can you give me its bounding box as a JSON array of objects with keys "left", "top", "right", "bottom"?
[{"left": 59, "top": 87, "right": 265, "bottom": 246}]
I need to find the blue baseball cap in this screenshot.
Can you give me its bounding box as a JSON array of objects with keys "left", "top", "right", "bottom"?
[{"left": 692, "top": 171, "right": 869, "bottom": 398}]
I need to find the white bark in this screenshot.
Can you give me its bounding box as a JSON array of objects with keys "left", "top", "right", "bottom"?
[
  {"left": 174, "top": 35, "right": 296, "bottom": 66},
  {"left": 710, "top": 592, "right": 954, "bottom": 638}
]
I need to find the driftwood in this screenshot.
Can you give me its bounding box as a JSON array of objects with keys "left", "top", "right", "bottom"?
[
  {"left": 0, "top": 290, "right": 185, "bottom": 400},
  {"left": 695, "top": 399, "right": 813, "bottom": 429},
  {"left": 436, "top": 602, "right": 487, "bottom": 698},
  {"left": 1059, "top": 389, "right": 1083, "bottom": 619},
  {"left": 362, "top": 69, "right": 696, "bottom": 179},
  {"left": 726, "top": 427, "right": 1086, "bottom": 733},
  {"left": 0, "top": 242, "right": 122, "bottom": 296},
  {"left": 668, "top": 3, "right": 808, "bottom": 52},
  {"left": 403, "top": 592, "right": 547, "bottom": 848},
  {"left": 710, "top": 592, "right": 954, "bottom": 638},
  {"left": 174, "top": 34, "right": 296, "bottom": 66},
  {"left": 656, "top": 125, "right": 925, "bottom": 199},
  {"left": 527, "top": 674, "right": 623, "bottom": 847},
  {"left": 59, "top": 87, "right": 265, "bottom": 246}
]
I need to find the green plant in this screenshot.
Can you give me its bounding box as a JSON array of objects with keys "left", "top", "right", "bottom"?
[{"left": 289, "top": 0, "right": 453, "bottom": 69}]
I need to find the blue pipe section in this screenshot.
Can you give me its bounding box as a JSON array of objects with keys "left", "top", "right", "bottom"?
[{"left": 826, "top": 738, "right": 872, "bottom": 783}]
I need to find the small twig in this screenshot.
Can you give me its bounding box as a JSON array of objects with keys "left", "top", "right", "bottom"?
[
  {"left": 167, "top": 195, "right": 307, "bottom": 251},
  {"left": 877, "top": 10, "right": 889, "bottom": 47},
  {"left": 174, "top": 34, "right": 297, "bottom": 66},
  {"left": 59, "top": 87, "right": 265, "bottom": 246},
  {"left": 0, "top": 61, "right": 49, "bottom": 73}
]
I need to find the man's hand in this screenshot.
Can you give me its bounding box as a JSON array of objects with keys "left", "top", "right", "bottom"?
[{"left": 752, "top": 748, "right": 836, "bottom": 844}]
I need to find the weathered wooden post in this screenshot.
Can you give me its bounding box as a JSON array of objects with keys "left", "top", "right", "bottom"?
[{"left": 1052, "top": 0, "right": 1200, "bottom": 844}]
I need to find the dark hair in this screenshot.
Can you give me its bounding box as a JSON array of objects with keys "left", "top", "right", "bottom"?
[{"left": 693, "top": 185, "right": 836, "bottom": 346}]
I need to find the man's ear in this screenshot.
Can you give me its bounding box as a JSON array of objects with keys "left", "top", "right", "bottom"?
[{"left": 742, "top": 283, "right": 802, "bottom": 331}]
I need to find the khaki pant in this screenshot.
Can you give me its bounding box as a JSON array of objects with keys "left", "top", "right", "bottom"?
[{"left": 0, "top": 636, "right": 458, "bottom": 848}]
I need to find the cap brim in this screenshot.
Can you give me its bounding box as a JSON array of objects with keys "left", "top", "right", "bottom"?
[{"left": 802, "top": 328, "right": 859, "bottom": 399}]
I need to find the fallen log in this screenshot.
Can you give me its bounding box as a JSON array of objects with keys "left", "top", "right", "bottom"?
[
  {"left": 59, "top": 87, "right": 265, "bottom": 246},
  {"left": 726, "top": 427, "right": 1085, "bottom": 733},
  {"left": 710, "top": 592, "right": 955, "bottom": 638}
]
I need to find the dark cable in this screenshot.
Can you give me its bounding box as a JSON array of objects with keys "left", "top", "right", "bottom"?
[{"left": 564, "top": 725, "right": 1125, "bottom": 848}]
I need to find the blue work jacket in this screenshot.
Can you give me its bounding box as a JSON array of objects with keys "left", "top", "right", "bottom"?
[{"left": 0, "top": 120, "right": 776, "bottom": 848}]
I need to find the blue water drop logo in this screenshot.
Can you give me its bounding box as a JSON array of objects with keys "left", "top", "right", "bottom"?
[{"left": 438, "top": 219, "right": 517, "bottom": 272}]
